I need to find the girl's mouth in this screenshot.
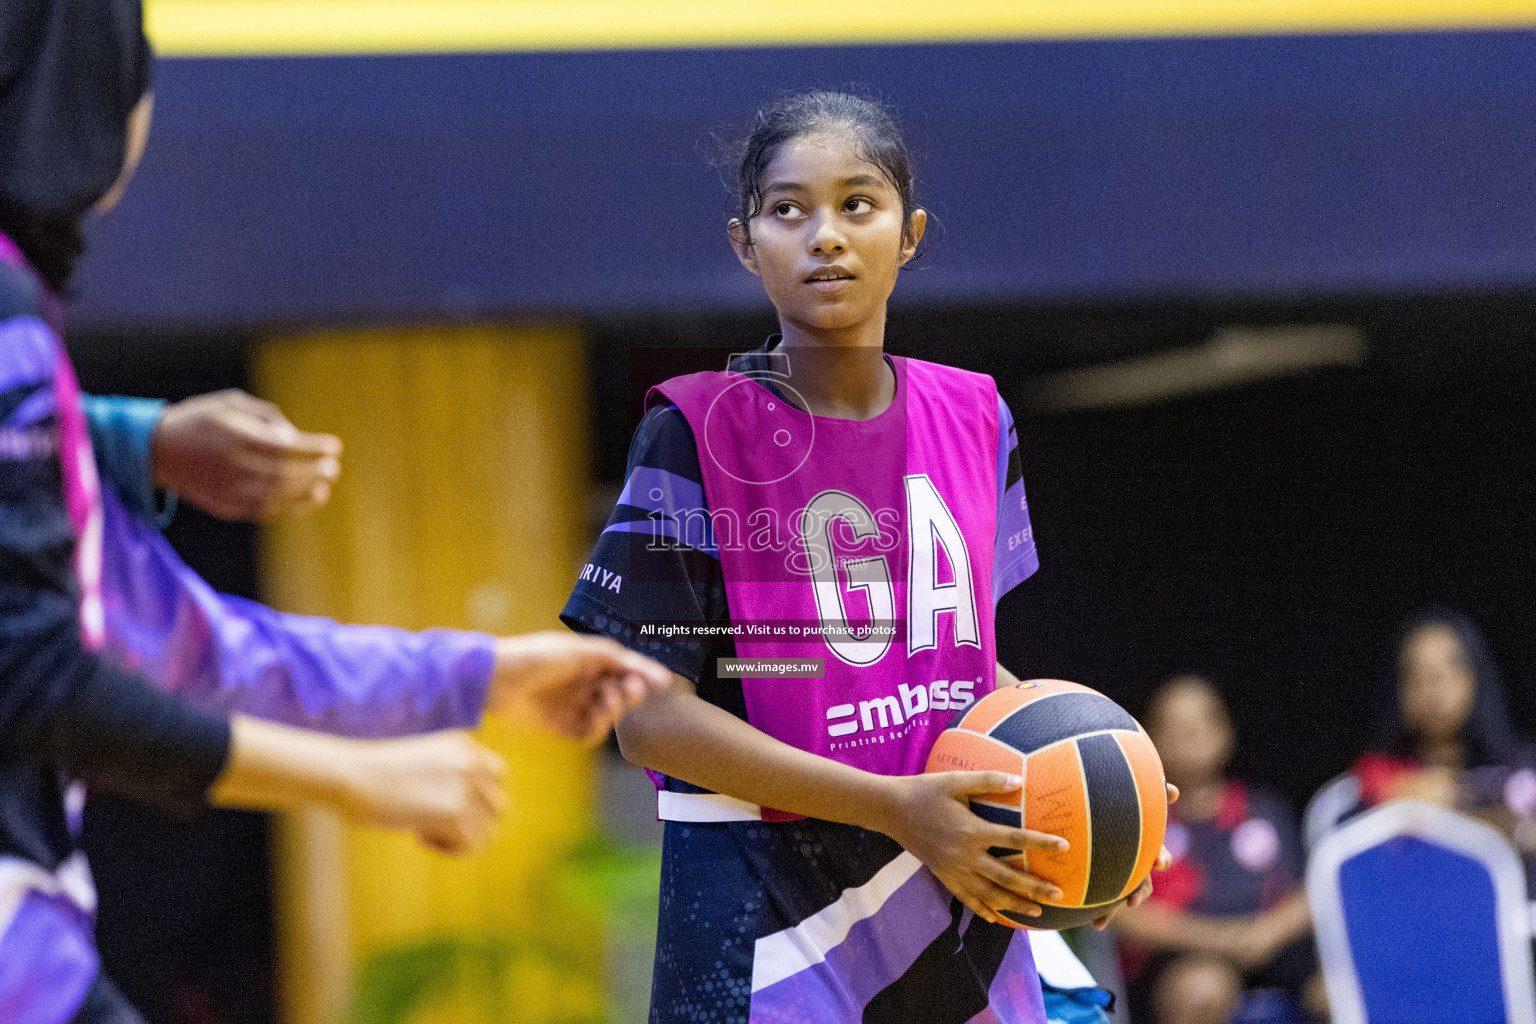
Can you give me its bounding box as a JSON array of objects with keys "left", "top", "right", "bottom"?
[{"left": 805, "top": 266, "right": 855, "bottom": 291}]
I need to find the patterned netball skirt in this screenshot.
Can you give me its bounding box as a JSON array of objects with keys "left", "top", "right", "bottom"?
[{"left": 649, "top": 817, "right": 1047, "bottom": 1024}]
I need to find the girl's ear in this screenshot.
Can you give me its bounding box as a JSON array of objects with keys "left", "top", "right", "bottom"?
[
  {"left": 899, "top": 208, "right": 928, "bottom": 266},
  {"left": 727, "top": 219, "right": 760, "bottom": 276}
]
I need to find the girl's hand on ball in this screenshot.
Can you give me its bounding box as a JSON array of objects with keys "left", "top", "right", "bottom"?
[
  {"left": 489, "top": 632, "right": 672, "bottom": 744},
  {"left": 877, "top": 771, "right": 1068, "bottom": 926},
  {"left": 1151, "top": 784, "right": 1179, "bottom": 874},
  {"left": 1092, "top": 871, "right": 1155, "bottom": 930},
  {"left": 1088, "top": 846, "right": 1165, "bottom": 930}
]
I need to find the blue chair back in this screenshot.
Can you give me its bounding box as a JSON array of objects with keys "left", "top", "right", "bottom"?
[{"left": 1308, "top": 800, "right": 1536, "bottom": 1024}]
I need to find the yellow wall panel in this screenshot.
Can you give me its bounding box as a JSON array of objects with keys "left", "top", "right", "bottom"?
[
  {"left": 147, "top": 0, "right": 1536, "bottom": 57},
  {"left": 256, "top": 326, "right": 596, "bottom": 1024}
]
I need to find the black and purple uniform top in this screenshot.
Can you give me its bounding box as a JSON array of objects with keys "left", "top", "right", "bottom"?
[
  {"left": 561, "top": 342, "right": 1037, "bottom": 721},
  {"left": 562, "top": 341, "right": 1043, "bottom": 1024}
]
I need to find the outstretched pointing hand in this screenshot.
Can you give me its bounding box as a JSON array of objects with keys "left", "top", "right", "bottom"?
[
  {"left": 153, "top": 389, "right": 342, "bottom": 520},
  {"left": 490, "top": 632, "right": 672, "bottom": 744},
  {"left": 211, "top": 717, "right": 507, "bottom": 858},
  {"left": 342, "top": 730, "right": 508, "bottom": 856}
]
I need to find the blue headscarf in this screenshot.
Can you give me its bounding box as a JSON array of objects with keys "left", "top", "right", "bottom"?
[{"left": 0, "top": 0, "right": 152, "bottom": 290}]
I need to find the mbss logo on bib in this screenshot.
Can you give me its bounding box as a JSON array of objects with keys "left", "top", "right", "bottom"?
[{"left": 825, "top": 677, "right": 978, "bottom": 740}]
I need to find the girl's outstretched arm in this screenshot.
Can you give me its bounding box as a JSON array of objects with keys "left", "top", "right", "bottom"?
[
  {"left": 616, "top": 673, "right": 1068, "bottom": 926},
  {"left": 211, "top": 714, "right": 507, "bottom": 856},
  {"left": 99, "top": 484, "right": 667, "bottom": 742},
  {"left": 149, "top": 389, "right": 342, "bottom": 521}
]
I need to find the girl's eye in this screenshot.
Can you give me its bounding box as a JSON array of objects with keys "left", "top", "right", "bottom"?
[
  {"left": 845, "top": 197, "right": 875, "bottom": 214},
  {"left": 774, "top": 202, "right": 804, "bottom": 219}
]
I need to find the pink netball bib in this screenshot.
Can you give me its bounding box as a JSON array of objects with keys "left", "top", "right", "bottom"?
[{"left": 655, "top": 355, "right": 1001, "bottom": 814}]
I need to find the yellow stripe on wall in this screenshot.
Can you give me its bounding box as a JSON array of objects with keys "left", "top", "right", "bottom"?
[{"left": 147, "top": 0, "right": 1536, "bottom": 57}]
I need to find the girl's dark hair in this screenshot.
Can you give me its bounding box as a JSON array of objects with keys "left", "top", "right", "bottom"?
[
  {"left": 1, "top": 0, "right": 155, "bottom": 293},
  {"left": 733, "top": 91, "right": 917, "bottom": 248},
  {"left": 0, "top": 199, "right": 84, "bottom": 293},
  {"left": 1371, "top": 607, "right": 1529, "bottom": 769}
]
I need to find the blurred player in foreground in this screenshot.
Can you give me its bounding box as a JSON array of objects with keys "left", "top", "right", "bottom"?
[
  {"left": 0, "top": 3, "right": 668, "bottom": 1021},
  {"left": 563, "top": 91, "right": 1170, "bottom": 1023},
  {"left": 1112, "top": 676, "right": 1320, "bottom": 1024}
]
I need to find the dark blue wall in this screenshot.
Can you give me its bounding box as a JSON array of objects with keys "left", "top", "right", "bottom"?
[{"left": 73, "top": 31, "right": 1536, "bottom": 329}]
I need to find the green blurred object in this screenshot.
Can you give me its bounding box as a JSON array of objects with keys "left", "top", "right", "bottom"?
[{"left": 347, "top": 835, "right": 662, "bottom": 1024}]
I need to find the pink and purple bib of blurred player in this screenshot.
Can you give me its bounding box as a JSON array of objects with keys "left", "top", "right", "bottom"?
[{"left": 0, "top": 234, "right": 103, "bottom": 653}]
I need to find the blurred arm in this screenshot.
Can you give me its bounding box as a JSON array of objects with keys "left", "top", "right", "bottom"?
[
  {"left": 210, "top": 715, "right": 507, "bottom": 855},
  {"left": 98, "top": 482, "right": 495, "bottom": 737},
  {"left": 98, "top": 482, "right": 667, "bottom": 742},
  {"left": 85, "top": 388, "right": 344, "bottom": 526},
  {"left": 83, "top": 393, "right": 173, "bottom": 526},
  {"left": 150, "top": 389, "right": 341, "bottom": 521}
]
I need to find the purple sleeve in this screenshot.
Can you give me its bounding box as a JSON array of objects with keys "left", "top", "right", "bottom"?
[
  {"left": 97, "top": 484, "right": 493, "bottom": 738},
  {"left": 993, "top": 395, "right": 1039, "bottom": 605}
]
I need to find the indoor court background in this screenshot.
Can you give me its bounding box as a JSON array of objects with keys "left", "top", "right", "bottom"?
[{"left": 64, "top": 3, "right": 1536, "bottom": 1022}]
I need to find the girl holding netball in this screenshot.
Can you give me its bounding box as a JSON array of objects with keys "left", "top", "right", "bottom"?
[{"left": 563, "top": 92, "right": 1167, "bottom": 1023}]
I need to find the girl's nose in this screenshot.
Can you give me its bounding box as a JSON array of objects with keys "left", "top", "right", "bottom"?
[{"left": 810, "top": 215, "right": 847, "bottom": 256}]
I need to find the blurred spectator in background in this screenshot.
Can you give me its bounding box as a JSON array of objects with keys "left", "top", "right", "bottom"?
[
  {"left": 1305, "top": 609, "right": 1536, "bottom": 860},
  {"left": 1113, "top": 675, "right": 1319, "bottom": 1024}
]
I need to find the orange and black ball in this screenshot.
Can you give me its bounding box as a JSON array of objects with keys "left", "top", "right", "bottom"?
[{"left": 925, "top": 679, "right": 1168, "bottom": 930}]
